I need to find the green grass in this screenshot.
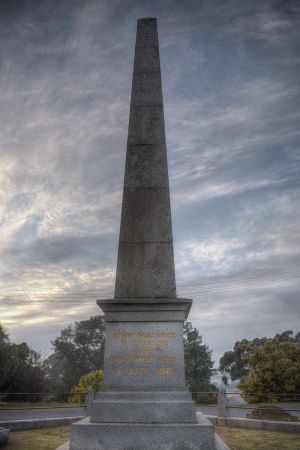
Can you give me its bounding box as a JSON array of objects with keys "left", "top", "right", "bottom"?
[
  {"left": 2, "top": 425, "right": 300, "bottom": 449},
  {"left": 216, "top": 426, "right": 300, "bottom": 450},
  {"left": 0, "top": 401, "right": 79, "bottom": 409},
  {"left": 2, "top": 426, "right": 70, "bottom": 450}
]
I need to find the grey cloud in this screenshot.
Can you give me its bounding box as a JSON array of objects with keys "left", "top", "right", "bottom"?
[{"left": 0, "top": 0, "right": 299, "bottom": 362}]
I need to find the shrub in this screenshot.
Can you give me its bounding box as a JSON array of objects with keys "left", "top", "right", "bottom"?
[{"left": 69, "top": 369, "right": 104, "bottom": 404}]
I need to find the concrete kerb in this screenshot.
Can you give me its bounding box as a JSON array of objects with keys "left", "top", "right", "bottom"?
[
  {"left": 206, "top": 415, "right": 300, "bottom": 433},
  {"left": 0, "top": 416, "right": 84, "bottom": 431},
  {"left": 0, "top": 427, "right": 9, "bottom": 444}
]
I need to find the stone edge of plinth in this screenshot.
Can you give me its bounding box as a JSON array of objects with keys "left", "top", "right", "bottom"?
[
  {"left": 55, "top": 432, "right": 230, "bottom": 450},
  {"left": 56, "top": 443, "right": 70, "bottom": 450},
  {"left": 97, "top": 297, "right": 192, "bottom": 319},
  {"left": 97, "top": 297, "right": 192, "bottom": 305}
]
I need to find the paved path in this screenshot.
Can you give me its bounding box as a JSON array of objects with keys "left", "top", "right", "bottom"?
[
  {"left": 1, "top": 403, "right": 299, "bottom": 421},
  {"left": 0, "top": 407, "right": 84, "bottom": 421},
  {"left": 198, "top": 403, "right": 300, "bottom": 420}
]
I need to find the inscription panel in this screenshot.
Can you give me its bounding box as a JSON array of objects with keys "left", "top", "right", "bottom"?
[{"left": 104, "top": 322, "right": 185, "bottom": 388}]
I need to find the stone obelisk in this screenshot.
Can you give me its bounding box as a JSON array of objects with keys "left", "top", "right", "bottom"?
[{"left": 67, "top": 18, "right": 217, "bottom": 450}]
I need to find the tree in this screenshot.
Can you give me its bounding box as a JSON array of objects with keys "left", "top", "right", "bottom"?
[
  {"left": 0, "top": 323, "right": 11, "bottom": 389},
  {"left": 0, "top": 322, "right": 47, "bottom": 401},
  {"left": 239, "top": 338, "right": 300, "bottom": 403},
  {"left": 44, "top": 316, "right": 105, "bottom": 398},
  {"left": 219, "top": 338, "right": 266, "bottom": 382},
  {"left": 219, "top": 330, "right": 300, "bottom": 384},
  {"left": 183, "top": 322, "right": 215, "bottom": 403},
  {"left": 69, "top": 369, "right": 104, "bottom": 404}
]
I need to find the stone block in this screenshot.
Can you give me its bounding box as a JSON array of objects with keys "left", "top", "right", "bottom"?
[
  {"left": 131, "top": 73, "right": 163, "bottom": 106},
  {"left": 134, "top": 47, "right": 161, "bottom": 73},
  {"left": 136, "top": 18, "right": 158, "bottom": 48},
  {"left": 127, "top": 105, "right": 165, "bottom": 145},
  {"left": 124, "top": 144, "right": 169, "bottom": 189},
  {"left": 115, "top": 242, "right": 176, "bottom": 298},
  {"left": 97, "top": 297, "right": 192, "bottom": 322},
  {"left": 69, "top": 413, "right": 216, "bottom": 450},
  {"left": 101, "top": 320, "right": 186, "bottom": 390},
  {"left": 119, "top": 188, "right": 172, "bottom": 242},
  {"left": 91, "top": 390, "right": 196, "bottom": 423}
]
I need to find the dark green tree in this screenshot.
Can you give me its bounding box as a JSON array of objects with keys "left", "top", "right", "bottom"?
[
  {"left": 0, "top": 322, "right": 47, "bottom": 401},
  {"left": 239, "top": 338, "right": 300, "bottom": 403},
  {"left": 183, "top": 322, "right": 215, "bottom": 404},
  {"left": 44, "top": 316, "right": 105, "bottom": 398},
  {"left": 219, "top": 337, "right": 267, "bottom": 382},
  {"left": 0, "top": 323, "right": 10, "bottom": 389},
  {"left": 219, "top": 330, "right": 300, "bottom": 394}
]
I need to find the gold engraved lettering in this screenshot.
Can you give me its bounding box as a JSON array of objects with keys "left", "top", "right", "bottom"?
[
  {"left": 132, "top": 349, "right": 155, "bottom": 355},
  {"left": 114, "top": 368, "right": 124, "bottom": 376},
  {"left": 159, "top": 357, "right": 176, "bottom": 362},
  {"left": 113, "top": 332, "right": 135, "bottom": 338},
  {"left": 127, "top": 357, "right": 155, "bottom": 363},
  {"left": 119, "top": 340, "right": 168, "bottom": 347},
  {"left": 158, "top": 367, "right": 175, "bottom": 376},
  {"left": 113, "top": 332, "right": 176, "bottom": 339},
  {"left": 111, "top": 357, "right": 123, "bottom": 364},
  {"left": 128, "top": 367, "right": 149, "bottom": 376}
]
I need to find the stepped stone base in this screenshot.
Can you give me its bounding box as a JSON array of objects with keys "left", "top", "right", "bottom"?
[
  {"left": 56, "top": 413, "right": 230, "bottom": 450},
  {"left": 91, "top": 389, "right": 196, "bottom": 423},
  {"left": 65, "top": 412, "right": 216, "bottom": 450}
]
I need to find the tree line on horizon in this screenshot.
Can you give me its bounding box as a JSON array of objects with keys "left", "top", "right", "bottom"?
[{"left": 0, "top": 318, "right": 299, "bottom": 404}]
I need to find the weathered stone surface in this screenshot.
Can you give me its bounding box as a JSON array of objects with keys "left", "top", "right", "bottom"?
[
  {"left": 135, "top": 17, "right": 158, "bottom": 48},
  {"left": 102, "top": 321, "right": 186, "bottom": 390},
  {"left": 119, "top": 188, "right": 172, "bottom": 241},
  {"left": 115, "top": 242, "right": 176, "bottom": 298},
  {"left": 127, "top": 105, "right": 166, "bottom": 145},
  {"left": 97, "top": 297, "right": 191, "bottom": 322},
  {"left": 69, "top": 414, "right": 216, "bottom": 450},
  {"left": 57, "top": 431, "right": 231, "bottom": 450},
  {"left": 124, "top": 144, "right": 168, "bottom": 188},
  {"left": 131, "top": 73, "right": 163, "bottom": 105},
  {"left": 91, "top": 390, "right": 196, "bottom": 423},
  {"left": 133, "top": 47, "right": 161, "bottom": 73}
]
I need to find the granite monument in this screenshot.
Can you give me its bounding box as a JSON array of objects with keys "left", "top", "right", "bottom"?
[{"left": 61, "top": 17, "right": 225, "bottom": 450}]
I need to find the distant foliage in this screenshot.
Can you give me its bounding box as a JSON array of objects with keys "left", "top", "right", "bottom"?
[
  {"left": 43, "top": 315, "right": 105, "bottom": 399},
  {"left": 239, "top": 338, "right": 300, "bottom": 403},
  {"left": 183, "top": 322, "right": 216, "bottom": 404},
  {"left": 69, "top": 369, "right": 104, "bottom": 404},
  {"left": 219, "top": 330, "right": 300, "bottom": 383},
  {"left": 219, "top": 330, "right": 300, "bottom": 403},
  {"left": 0, "top": 322, "right": 47, "bottom": 401}
]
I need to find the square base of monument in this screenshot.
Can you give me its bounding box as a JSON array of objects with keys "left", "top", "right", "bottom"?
[
  {"left": 57, "top": 431, "right": 230, "bottom": 450},
  {"left": 67, "top": 413, "right": 217, "bottom": 450}
]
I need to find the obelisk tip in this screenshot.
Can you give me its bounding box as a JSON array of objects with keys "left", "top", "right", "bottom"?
[{"left": 137, "top": 17, "right": 157, "bottom": 23}]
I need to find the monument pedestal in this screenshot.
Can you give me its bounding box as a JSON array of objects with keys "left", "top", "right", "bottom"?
[
  {"left": 69, "top": 414, "right": 215, "bottom": 450},
  {"left": 66, "top": 299, "right": 218, "bottom": 449}
]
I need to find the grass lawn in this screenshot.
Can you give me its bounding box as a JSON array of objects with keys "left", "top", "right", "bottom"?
[
  {"left": 0, "top": 401, "right": 79, "bottom": 409},
  {"left": 2, "top": 426, "right": 70, "bottom": 450},
  {"left": 2, "top": 425, "right": 300, "bottom": 449},
  {"left": 216, "top": 426, "right": 300, "bottom": 450}
]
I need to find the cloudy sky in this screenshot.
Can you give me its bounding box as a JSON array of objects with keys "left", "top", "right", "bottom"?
[{"left": 0, "top": 0, "right": 299, "bottom": 364}]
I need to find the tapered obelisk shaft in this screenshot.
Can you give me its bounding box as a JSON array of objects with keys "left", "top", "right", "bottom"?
[
  {"left": 69, "top": 18, "right": 217, "bottom": 449},
  {"left": 115, "top": 18, "right": 176, "bottom": 299}
]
